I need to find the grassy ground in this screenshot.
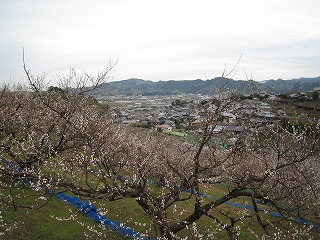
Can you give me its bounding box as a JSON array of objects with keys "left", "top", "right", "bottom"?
[
  {"left": 2, "top": 180, "right": 318, "bottom": 240},
  {"left": 1, "top": 153, "right": 318, "bottom": 239},
  {"left": 2, "top": 200, "right": 123, "bottom": 240},
  {"left": 1, "top": 186, "right": 124, "bottom": 240}
]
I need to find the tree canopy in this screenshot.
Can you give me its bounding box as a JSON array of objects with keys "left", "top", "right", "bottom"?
[{"left": 1, "top": 68, "right": 320, "bottom": 239}]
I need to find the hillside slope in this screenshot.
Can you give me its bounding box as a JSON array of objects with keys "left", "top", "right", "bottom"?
[{"left": 91, "top": 77, "right": 273, "bottom": 96}]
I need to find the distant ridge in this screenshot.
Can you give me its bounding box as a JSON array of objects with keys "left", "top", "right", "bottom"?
[
  {"left": 263, "top": 77, "right": 320, "bottom": 93},
  {"left": 90, "top": 77, "right": 320, "bottom": 96}
]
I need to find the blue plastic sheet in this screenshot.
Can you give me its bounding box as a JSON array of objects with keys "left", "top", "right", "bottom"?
[
  {"left": 1, "top": 157, "right": 319, "bottom": 233},
  {"left": 1, "top": 157, "right": 151, "bottom": 239},
  {"left": 55, "top": 193, "right": 146, "bottom": 239}
]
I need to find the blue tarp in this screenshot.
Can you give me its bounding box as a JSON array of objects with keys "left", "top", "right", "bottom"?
[
  {"left": 55, "top": 193, "right": 147, "bottom": 239},
  {"left": 179, "top": 187, "right": 319, "bottom": 228},
  {"left": 1, "top": 157, "right": 319, "bottom": 234},
  {"left": 1, "top": 157, "right": 151, "bottom": 239}
]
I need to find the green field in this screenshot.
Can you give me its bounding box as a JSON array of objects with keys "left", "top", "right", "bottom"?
[{"left": 2, "top": 180, "right": 318, "bottom": 240}]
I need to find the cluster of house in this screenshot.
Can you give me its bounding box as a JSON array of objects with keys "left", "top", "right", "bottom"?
[
  {"left": 106, "top": 93, "right": 283, "bottom": 136},
  {"left": 288, "top": 87, "right": 320, "bottom": 99}
]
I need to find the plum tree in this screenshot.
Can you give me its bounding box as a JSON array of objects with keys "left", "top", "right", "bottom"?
[{"left": 1, "top": 62, "right": 319, "bottom": 239}]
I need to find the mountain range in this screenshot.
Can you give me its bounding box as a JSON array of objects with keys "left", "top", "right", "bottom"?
[{"left": 91, "top": 76, "right": 320, "bottom": 96}]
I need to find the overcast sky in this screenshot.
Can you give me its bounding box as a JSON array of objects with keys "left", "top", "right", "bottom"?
[{"left": 1, "top": 0, "right": 320, "bottom": 85}]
